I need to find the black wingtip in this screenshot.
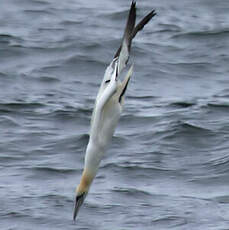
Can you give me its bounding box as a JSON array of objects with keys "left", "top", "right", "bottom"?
[
  {"left": 126, "top": 0, "right": 136, "bottom": 37},
  {"left": 113, "top": 3, "right": 157, "bottom": 65},
  {"left": 131, "top": 8, "right": 157, "bottom": 39},
  {"left": 114, "top": 1, "right": 136, "bottom": 59},
  {"left": 149, "top": 9, "right": 157, "bottom": 18}
]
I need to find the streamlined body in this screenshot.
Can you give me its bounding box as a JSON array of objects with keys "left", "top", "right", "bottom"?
[{"left": 73, "top": 1, "right": 156, "bottom": 220}]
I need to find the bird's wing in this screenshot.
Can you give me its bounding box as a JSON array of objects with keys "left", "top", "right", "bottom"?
[
  {"left": 100, "top": 2, "right": 156, "bottom": 86},
  {"left": 73, "top": 1, "right": 157, "bottom": 221},
  {"left": 114, "top": 3, "right": 156, "bottom": 74},
  {"left": 114, "top": 1, "right": 136, "bottom": 75},
  {"left": 90, "top": 61, "right": 118, "bottom": 142},
  {"left": 118, "top": 64, "right": 133, "bottom": 104},
  {"left": 92, "top": 2, "right": 157, "bottom": 136},
  {"left": 131, "top": 9, "right": 156, "bottom": 40}
]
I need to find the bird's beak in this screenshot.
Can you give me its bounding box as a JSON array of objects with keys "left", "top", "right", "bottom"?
[{"left": 73, "top": 192, "right": 87, "bottom": 221}]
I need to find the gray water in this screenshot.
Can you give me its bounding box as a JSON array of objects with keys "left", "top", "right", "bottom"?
[{"left": 1, "top": 0, "right": 229, "bottom": 229}]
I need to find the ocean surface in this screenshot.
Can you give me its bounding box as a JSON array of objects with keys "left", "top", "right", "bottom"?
[{"left": 1, "top": 0, "right": 229, "bottom": 229}]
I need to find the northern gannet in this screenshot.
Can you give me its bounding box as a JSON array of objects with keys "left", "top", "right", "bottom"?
[{"left": 73, "top": 1, "right": 156, "bottom": 220}]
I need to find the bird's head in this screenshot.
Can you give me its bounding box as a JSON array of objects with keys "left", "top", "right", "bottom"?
[{"left": 73, "top": 170, "right": 93, "bottom": 221}]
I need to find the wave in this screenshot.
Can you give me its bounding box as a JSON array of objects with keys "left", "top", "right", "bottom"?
[
  {"left": 63, "top": 54, "right": 107, "bottom": 67},
  {"left": 28, "top": 166, "right": 76, "bottom": 174},
  {"left": 60, "top": 20, "right": 83, "bottom": 26},
  {"left": 45, "top": 107, "right": 92, "bottom": 120},
  {"left": 156, "top": 120, "right": 215, "bottom": 148},
  {"left": 179, "top": 121, "right": 213, "bottom": 132},
  {"left": 0, "top": 34, "right": 23, "bottom": 44},
  {"left": 0, "top": 115, "right": 21, "bottom": 127},
  {"left": 152, "top": 215, "right": 187, "bottom": 228},
  {"left": 214, "top": 89, "right": 229, "bottom": 98},
  {"left": 207, "top": 102, "right": 229, "bottom": 109},
  {"left": 43, "top": 133, "right": 89, "bottom": 151},
  {"left": 127, "top": 95, "right": 157, "bottom": 101},
  {"left": 0, "top": 72, "right": 7, "bottom": 78},
  {"left": 32, "top": 0, "right": 50, "bottom": 6},
  {"left": 169, "top": 101, "right": 196, "bottom": 108},
  {"left": 205, "top": 155, "right": 229, "bottom": 174},
  {"left": 0, "top": 155, "right": 24, "bottom": 161},
  {"left": 213, "top": 195, "right": 229, "bottom": 204},
  {"left": 37, "top": 193, "right": 72, "bottom": 204},
  {"left": 3, "top": 211, "right": 29, "bottom": 218},
  {"left": 0, "top": 102, "right": 45, "bottom": 114},
  {"left": 101, "top": 162, "right": 174, "bottom": 173},
  {"left": 172, "top": 29, "right": 229, "bottom": 39},
  {"left": 23, "top": 9, "right": 53, "bottom": 16},
  {"left": 111, "top": 187, "right": 152, "bottom": 197},
  {"left": 157, "top": 23, "right": 182, "bottom": 33},
  {"left": 36, "top": 75, "right": 60, "bottom": 83}
]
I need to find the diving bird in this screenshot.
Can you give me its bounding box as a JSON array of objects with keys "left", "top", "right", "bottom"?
[{"left": 73, "top": 1, "right": 156, "bottom": 220}]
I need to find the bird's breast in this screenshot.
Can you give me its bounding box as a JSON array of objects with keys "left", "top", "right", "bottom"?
[{"left": 98, "top": 100, "right": 121, "bottom": 147}]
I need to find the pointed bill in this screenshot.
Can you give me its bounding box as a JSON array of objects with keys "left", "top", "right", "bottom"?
[{"left": 73, "top": 192, "right": 87, "bottom": 221}]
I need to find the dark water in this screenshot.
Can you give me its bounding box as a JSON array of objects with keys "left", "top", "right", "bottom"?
[{"left": 1, "top": 0, "right": 229, "bottom": 229}]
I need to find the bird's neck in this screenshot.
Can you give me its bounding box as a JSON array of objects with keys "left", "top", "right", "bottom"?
[
  {"left": 84, "top": 140, "right": 105, "bottom": 174},
  {"left": 77, "top": 170, "right": 94, "bottom": 194}
]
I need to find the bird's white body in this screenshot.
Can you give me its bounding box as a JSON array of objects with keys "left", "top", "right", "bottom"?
[
  {"left": 85, "top": 63, "right": 132, "bottom": 176},
  {"left": 84, "top": 94, "right": 121, "bottom": 175},
  {"left": 73, "top": 1, "right": 156, "bottom": 220}
]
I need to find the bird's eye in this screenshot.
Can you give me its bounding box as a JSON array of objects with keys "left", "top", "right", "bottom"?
[{"left": 105, "top": 80, "right": 110, "bottom": 83}]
